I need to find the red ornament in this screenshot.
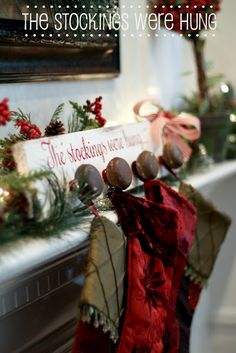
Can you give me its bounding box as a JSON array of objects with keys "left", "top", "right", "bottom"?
[
  {"left": 96, "top": 114, "right": 107, "bottom": 127},
  {"left": 86, "top": 96, "right": 107, "bottom": 127},
  {"left": 0, "top": 98, "right": 11, "bottom": 126},
  {"left": 15, "top": 119, "right": 42, "bottom": 139},
  {"left": 2, "top": 158, "right": 16, "bottom": 171}
]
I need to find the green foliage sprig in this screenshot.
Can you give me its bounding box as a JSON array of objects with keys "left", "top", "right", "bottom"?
[
  {"left": 51, "top": 103, "right": 65, "bottom": 122},
  {"left": 182, "top": 82, "right": 236, "bottom": 116},
  {"left": 68, "top": 100, "right": 102, "bottom": 133},
  {"left": 0, "top": 134, "right": 24, "bottom": 173},
  {"left": 0, "top": 172, "right": 91, "bottom": 245}
]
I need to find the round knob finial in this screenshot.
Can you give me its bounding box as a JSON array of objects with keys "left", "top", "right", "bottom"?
[
  {"left": 162, "top": 142, "right": 184, "bottom": 170},
  {"left": 103, "top": 157, "right": 132, "bottom": 190},
  {"left": 75, "top": 164, "right": 104, "bottom": 202},
  {"left": 133, "top": 151, "right": 159, "bottom": 181}
]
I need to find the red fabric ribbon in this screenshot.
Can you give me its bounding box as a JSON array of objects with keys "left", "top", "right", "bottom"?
[{"left": 134, "top": 100, "right": 201, "bottom": 162}]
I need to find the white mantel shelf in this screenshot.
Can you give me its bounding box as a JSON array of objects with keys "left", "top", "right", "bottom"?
[
  {"left": 0, "top": 161, "right": 236, "bottom": 284},
  {"left": 187, "top": 160, "right": 236, "bottom": 190}
]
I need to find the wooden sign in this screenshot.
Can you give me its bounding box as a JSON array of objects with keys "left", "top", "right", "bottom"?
[{"left": 12, "top": 122, "right": 157, "bottom": 184}]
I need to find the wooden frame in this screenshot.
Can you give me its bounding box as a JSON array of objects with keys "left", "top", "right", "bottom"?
[{"left": 0, "top": 1, "right": 120, "bottom": 83}]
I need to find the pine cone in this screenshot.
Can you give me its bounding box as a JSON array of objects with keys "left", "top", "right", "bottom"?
[{"left": 45, "top": 120, "right": 65, "bottom": 137}]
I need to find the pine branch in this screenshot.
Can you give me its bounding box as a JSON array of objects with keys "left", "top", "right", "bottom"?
[
  {"left": 45, "top": 173, "right": 68, "bottom": 220},
  {"left": 68, "top": 101, "right": 89, "bottom": 132},
  {"left": 51, "top": 103, "right": 65, "bottom": 122},
  {"left": 0, "top": 134, "right": 24, "bottom": 148},
  {"left": 0, "top": 170, "right": 51, "bottom": 193},
  {"left": 0, "top": 134, "right": 24, "bottom": 173},
  {"left": 11, "top": 109, "right": 31, "bottom": 123},
  {"left": 84, "top": 119, "right": 101, "bottom": 130},
  {"left": 0, "top": 172, "right": 92, "bottom": 245}
]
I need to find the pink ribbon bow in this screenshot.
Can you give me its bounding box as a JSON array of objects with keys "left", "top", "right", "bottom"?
[{"left": 134, "top": 100, "right": 201, "bottom": 162}]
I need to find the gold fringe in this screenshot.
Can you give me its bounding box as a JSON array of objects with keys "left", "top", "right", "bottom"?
[
  {"left": 79, "top": 304, "right": 119, "bottom": 343},
  {"left": 185, "top": 265, "right": 208, "bottom": 288}
]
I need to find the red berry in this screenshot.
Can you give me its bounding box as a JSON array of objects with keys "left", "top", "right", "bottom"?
[{"left": 0, "top": 97, "right": 11, "bottom": 125}]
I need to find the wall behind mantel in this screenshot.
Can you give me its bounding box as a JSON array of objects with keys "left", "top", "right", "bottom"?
[
  {"left": 0, "top": 0, "right": 189, "bottom": 139},
  {"left": 0, "top": 1, "right": 234, "bottom": 135}
]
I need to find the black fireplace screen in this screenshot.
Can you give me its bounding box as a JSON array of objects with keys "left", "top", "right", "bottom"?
[{"left": 0, "top": 1, "right": 120, "bottom": 83}]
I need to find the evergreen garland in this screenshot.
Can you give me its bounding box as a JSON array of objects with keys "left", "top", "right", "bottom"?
[
  {"left": 0, "top": 170, "right": 50, "bottom": 192},
  {"left": 0, "top": 97, "right": 107, "bottom": 246},
  {"left": 0, "top": 171, "right": 92, "bottom": 245},
  {"left": 51, "top": 103, "right": 65, "bottom": 122},
  {"left": 68, "top": 100, "right": 101, "bottom": 132}
]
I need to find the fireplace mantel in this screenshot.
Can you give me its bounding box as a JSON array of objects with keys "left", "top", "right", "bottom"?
[{"left": 0, "top": 161, "right": 236, "bottom": 353}]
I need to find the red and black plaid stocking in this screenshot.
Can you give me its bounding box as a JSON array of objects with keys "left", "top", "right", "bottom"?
[
  {"left": 144, "top": 180, "right": 196, "bottom": 353},
  {"left": 73, "top": 322, "right": 114, "bottom": 353},
  {"left": 111, "top": 190, "right": 179, "bottom": 353}
]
